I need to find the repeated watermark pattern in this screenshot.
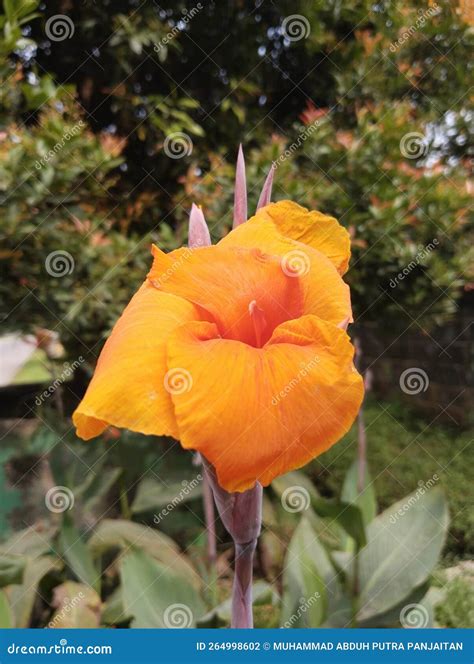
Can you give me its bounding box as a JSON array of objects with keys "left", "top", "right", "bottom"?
[
  {"left": 399, "top": 367, "right": 429, "bottom": 395},
  {"left": 280, "top": 249, "right": 311, "bottom": 278},
  {"left": 273, "top": 120, "right": 321, "bottom": 168},
  {"left": 389, "top": 474, "right": 439, "bottom": 524},
  {"left": 154, "top": 4, "right": 203, "bottom": 53},
  {"left": 45, "top": 486, "right": 75, "bottom": 513},
  {"left": 45, "top": 15, "right": 75, "bottom": 41},
  {"left": 163, "top": 132, "right": 193, "bottom": 159},
  {"left": 389, "top": 5, "right": 441, "bottom": 52},
  {"left": 35, "top": 357, "right": 85, "bottom": 406},
  {"left": 399, "top": 602, "right": 429, "bottom": 628},
  {"left": 399, "top": 132, "right": 428, "bottom": 159},
  {"left": 153, "top": 475, "right": 203, "bottom": 525},
  {"left": 272, "top": 355, "right": 320, "bottom": 406},
  {"left": 281, "top": 15, "right": 311, "bottom": 42},
  {"left": 45, "top": 251, "right": 75, "bottom": 277},
  {"left": 282, "top": 591, "right": 321, "bottom": 628},
  {"left": 163, "top": 368, "right": 193, "bottom": 395},
  {"left": 47, "top": 591, "right": 86, "bottom": 628},
  {"left": 35, "top": 121, "right": 85, "bottom": 170},
  {"left": 281, "top": 486, "right": 311, "bottom": 513},
  {"left": 389, "top": 239, "right": 439, "bottom": 288},
  {"left": 163, "top": 603, "right": 193, "bottom": 628}
]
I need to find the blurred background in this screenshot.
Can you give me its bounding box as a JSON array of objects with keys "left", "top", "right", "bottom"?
[{"left": 0, "top": 0, "right": 473, "bottom": 629}]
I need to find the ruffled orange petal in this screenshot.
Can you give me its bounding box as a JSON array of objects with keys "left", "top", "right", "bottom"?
[
  {"left": 73, "top": 282, "right": 202, "bottom": 440},
  {"left": 147, "top": 244, "right": 303, "bottom": 347},
  {"left": 257, "top": 200, "right": 351, "bottom": 275},
  {"left": 166, "top": 316, "right": 364, "bottom": 492},
  {"left": 219, "top": 214, "right": 352, "bottom": 326}
]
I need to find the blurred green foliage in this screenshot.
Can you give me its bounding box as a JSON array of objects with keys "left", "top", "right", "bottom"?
[{"left": 0, "top": 0, "right": 473, "bottom": 359}]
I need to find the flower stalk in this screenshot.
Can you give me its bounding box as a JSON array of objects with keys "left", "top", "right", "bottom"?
[{"left": 202, "top": 458, "right": 262, "bottom": 628}]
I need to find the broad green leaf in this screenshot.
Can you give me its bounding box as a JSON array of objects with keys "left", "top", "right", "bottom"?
[
  {"left": 311, "top": 497, "right": 367, "bottom": 550},
  {"left": 131, "top": 476, "right": 202, "bottom": 514},
  {"left": 341, "top": 459, "right": 377, "bottom": 526},
  {"left": 48, "top": 581, "right": 101, "bottom": 628},
  {"left": 10, "top": 556, "right": 62, "bottom": 627},
  {"left": 358, "top": 582, "right": 430, "bottom": 627},
  {"left": 280, "top": 517, "right": 328, "bottom": 627},
  {"left": 0, "top": 524, "right": 56, "bottom": 558},
  {"left": 0, "top": 553, "right": 25, "bottom": 586},
  {"left": 88, "top": 519, "right": 200, "bottom": 588},
  {"left": 120, "top": 548, "right": 205, "bottom": 628},
  {"left": 0, "top": 590, "right": 13, "bottom": 628},
  {"left": 59, "top": 520, "right": 99, "bottom": 592},
  {"left": 272, "top": 470, "right": 320, "bottom": 505},
  {"left": 197, "top": 581, "right": 278, "bottom": 627},
  {"left": 357, "top": 486, "right": 448, "bottom": 621},
  {"left": 102, "top": 587, "right": 131, "bottom": 626}
]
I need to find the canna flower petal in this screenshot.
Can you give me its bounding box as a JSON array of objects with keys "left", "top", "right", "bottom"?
[
  {"left": 219, "top": 213, "right": 352, "bottom": 324},
  {"left": 255, "top": 200, "right": 351, "bottom": 275},
  {"left": 166, "top": 315, "right": 364, "bottom": 492},
  {"left": 73, "top": 282, "right": 203, "bottom": 440},
  {"left": 147, "top": 243, "right": 304, "bottom": 347}
]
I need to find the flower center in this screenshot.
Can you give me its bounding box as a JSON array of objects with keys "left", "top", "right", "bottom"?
[{"left": 248, "top": 300, "right": 268, "bottom": 347}]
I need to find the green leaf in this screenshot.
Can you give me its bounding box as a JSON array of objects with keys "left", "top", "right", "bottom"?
[
  {"left": 357, "top": 486, "right": 448, "bottom": 622},
  {"left": 120, "top": 548, "right": 205, "bottom": 628},
  {"left": 10, "top": 556, "right": 62, "bottom": 627},
  {"left": 0, "top": 590, "right": 13, "bottom": 628},
  {"left": 280, "top": 517, "right": 328, "bottom": 627},
  {"left": 0, "top": 553, "right": 25, "bottom": 586},
  {"left": 311, "top": 497, "right": 367, "bottom": 550},
  {"left": 102, "top": 587, "right": 131, "bottom": 626},
  {"left": 341, "top": 459, "right": 377, "bottom": 526},
  {"left": 131, "top": 475, "right": 202, "bottom": 514},
  {"left": 197, "top": 581, "right": 278, "bottom": 627},
  {"left": 88, "top": 519, "right": 200, "bottom": 587},
  {"left": 59, "top": 520, "right": 99, "bottom": 592}
]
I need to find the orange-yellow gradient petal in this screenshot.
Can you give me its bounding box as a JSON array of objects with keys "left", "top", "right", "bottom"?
[
  {"left": 257, "top": 200, "right": 351, "bottom": 275},
  {"left": 148, "top": 244, "right": 303, "bottom": 347},
  {"left": 73, "top": 282, "right": 202, "bottom": 440},
  {"left": 220, "top": 213, "right": 352, "bottom": 325},
  {"left": 166, "top": 316, "right": 364, "bottom": 492}
]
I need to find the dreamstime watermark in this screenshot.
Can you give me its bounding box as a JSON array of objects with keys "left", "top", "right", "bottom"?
[
  {"left": 153, "top": 475, "right": 202, "bottom": 525},
  {"left": 400, "top": 131, "right": 428, "bottom": 159},
  {"left": 45, "top": 15, "right": 75, "bottom": 41},
  {"left": 35, "top": 357, "right": 85, "bottom": 406},
  {"left": 280, "top": 249, "right": 311, "bottom": 278},
  {"left": 7, "top": 641, "right": 112, "bottom": 656},
  {"left": 154, "top": 4, "right": 203, "bottom": 53},
  {"left": 272, "top": 355, "right": 320, "bottom": 405},
  {"left": 282, "top": 591, "right": 321, "bottom": 628},
  {"left": 389, "top": 474, "right": 439, "bottom": 524},
  {"left": 389, "top": 238, "right": 439, "bottom": 288},
  {"left": 164, "top": 603, "right": 193, "bottom": 628},
  {"left": 273, "top": 120, "right": 321, "bottom": 168},
  {"left": 35, "top": 120, "right": 85, "bottom": 170},
  {"left": 400, "top": 602, "right": 429, "bottom": 628},
  {"left": 45, "top": 250, "right": 75, "bottom": 277},
  {"left": 47, "top": 592, "right": 86, "bottom": 628},
  {"left": 164, "top": 368, "right": 193, "bottom": 394},
  {"left": 390, "top": 5, "right": 440, "bottom": 52},
  {"left": 399, "top": 367, "right": 429, "bottom": 395},
  {"left": 281, "top": 486, "right": 311, "bottom": 513},
  {"left": 281, "top": 15, "right": 311, "bottom": 42},
  {"left": 45, "top": 486, "right": 75, "bottom": 513},
  {"left": 149, "top": 247, "right": 195, "bottom": 287},
  {"left": 163, "top": 132, "right": 193, "bottom": 159}
]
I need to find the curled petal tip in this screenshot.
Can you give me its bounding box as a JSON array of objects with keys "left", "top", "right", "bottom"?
[
  {"left": 188, "top": 203, "right": 211, "bottom": 248},
  {"left": 256, "top": 163, "right": 275, "bottom": 211},
  {"left": 337, "top": 316, "right": 350, "bottom": 331},
  {"left": 233, "top": 145, "right": 248, "bottom": 228}
]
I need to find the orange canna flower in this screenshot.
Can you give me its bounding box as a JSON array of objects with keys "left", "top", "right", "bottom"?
[{"left": 73, "top": 154, "right": 363, "bottom": 493}]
